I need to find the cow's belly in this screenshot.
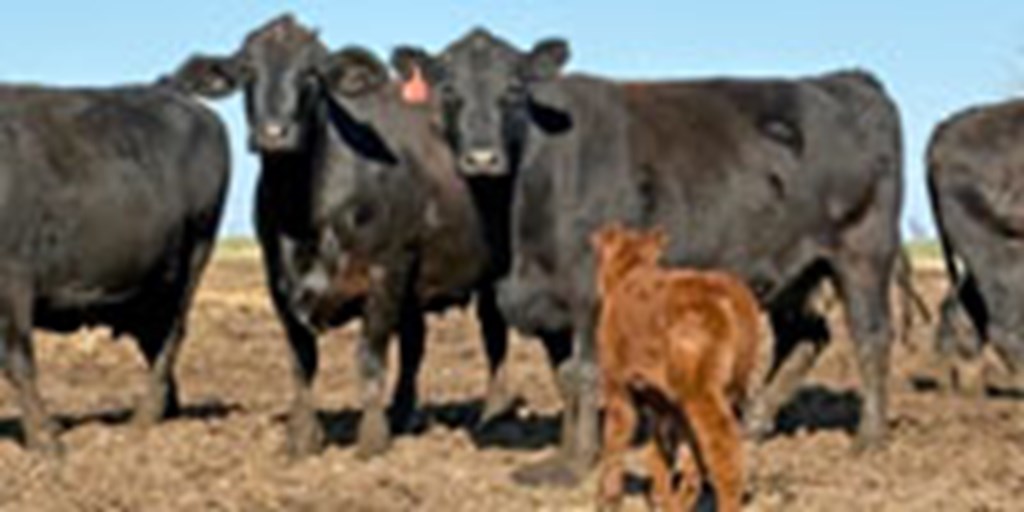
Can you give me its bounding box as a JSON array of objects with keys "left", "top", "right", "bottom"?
[{"left": 28, "top": 185, "right": 184, "bottom": 307}]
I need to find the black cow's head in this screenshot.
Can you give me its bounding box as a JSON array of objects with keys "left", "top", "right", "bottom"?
[
  {"left": 392, "top": 28, "right": 571, "bottom": 178},
  {"left": 173, "top": 14, "right": 329, "bottom": 153}
]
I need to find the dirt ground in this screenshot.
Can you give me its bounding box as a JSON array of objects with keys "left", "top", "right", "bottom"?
[{"left": 0, "top": 250, "right": 1022, "bottom": 511}]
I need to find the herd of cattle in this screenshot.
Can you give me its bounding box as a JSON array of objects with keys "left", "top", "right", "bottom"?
[{"left": 0, "top": 12, "right": 1021, "bottom": 507}]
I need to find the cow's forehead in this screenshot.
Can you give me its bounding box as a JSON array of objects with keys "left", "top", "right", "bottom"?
[
  {"left": 443, "top": 28, "right": 522, "bottom": 79},
  {"left": 242, "top": 15, "right": 322, "bottom": 58}
]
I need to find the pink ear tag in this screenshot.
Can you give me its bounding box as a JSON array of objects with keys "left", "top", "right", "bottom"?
[{"left": 401, "top": 66, "right": 430, "bottom": 104}]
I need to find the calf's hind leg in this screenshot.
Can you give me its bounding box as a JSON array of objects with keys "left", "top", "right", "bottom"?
[
  {"left": 684, "top": 390, "right": 744, "bottom": 512},
  {"left": 597, "top": 382, "right": 636, "bottom": 511}
]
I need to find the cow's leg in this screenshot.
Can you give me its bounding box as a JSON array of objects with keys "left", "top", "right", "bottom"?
[
  {"left": 133, "top": 233, "right": 217, "bottom": 426},
  {"left": 512, "top": 330, "right": 576, "bottom": 486},
  {"left": 0, "top": 270, "right": 60, "bottom": 455},
  {"left": 646, "top": 414, "right": 688, "bottom": 512},
  {"left": 477, "top": 284, "right": 515, "bottom": 424},
  {"left": 674, "top": 442, "right": 702, "bottom": 512},
  {"left": 563, "top": 304, "right": 602, "bottom": 477},
  {"left": 934, "top": 278, "right": 987, "bottom": 395},
  {"left": 356, "top": 264, "right": 406, "bottom": 459},
  {"left": 133, "top": 323, "right": 184, "bottom": 425},
  {"left": 390, "top": 303, "right": 424, "bottom": 434},
  {"left": 520, "top": 308, "right": 599, "bottom": 486},
  {"left": 281, "top": 316, "right": 323, "bottom": 458},
  {"left": 982, "top": 289, "right": 1024, "bottom": 390},
  {"left": 834, "top": 251, "right": 894, "bottom": 451},
  {"left": 745, "top": 302, "right": 828, "bottom": 440},
  {"left": 596, "top": 381, "right": 634, "bottom": 512},
  {"left": 684, "top": 390, "right": 744, "bottom": 512}
]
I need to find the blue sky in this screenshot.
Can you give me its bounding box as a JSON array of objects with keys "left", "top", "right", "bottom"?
[{"left": 1, "top": 1, "right": 1022, "bottom": 238}]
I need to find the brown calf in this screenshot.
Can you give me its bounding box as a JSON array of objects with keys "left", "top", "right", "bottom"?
[{"left": 592, "top": 225, "right": 762, "bottom": 512}]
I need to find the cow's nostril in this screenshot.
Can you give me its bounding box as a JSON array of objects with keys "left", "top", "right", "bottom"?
[
  {"left": 262, "top": 122, "right": 287, "bottom": 140},
  {"left": 462, "top": 149, "right": 503, "bottom": 173}
]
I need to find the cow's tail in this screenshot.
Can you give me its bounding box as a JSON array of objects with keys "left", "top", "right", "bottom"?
[
  {"left": 894, "top": 248, "right": 931, "bottom": 346},
  {"left": 926, "top": 152, "right": 962, "bottom": 301}
]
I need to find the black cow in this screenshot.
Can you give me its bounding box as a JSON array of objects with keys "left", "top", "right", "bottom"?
[
  {"left": 0, "top": 75, "right": 230, "bottom": 453},
  {"left": 397, "top": 29, "right": 903, "bottom": 483},
  {"left": 173, "top": 15, "right": 513, "bottom": 457},
  {"left": 928, "top": 99, "right": 1024, "bottom": 392}
]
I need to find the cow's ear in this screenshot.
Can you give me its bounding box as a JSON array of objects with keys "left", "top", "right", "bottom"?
[
  {"left": 391, "top": 46, "right": 443, "bottom": 105},
  {"left": 167, "top": 54, "right": 243, "bottom": 98},
  {"left": 321, "top": 47, "right": 389, "bottom": 97},
  {"left": 528, "top": 97, "right": 573, "bottom": 134},
  {"left": 391, "top": 46, "right": 444, "bottom": 84},
  {"left": 524, "top": 38, "right": 569, "bottom": 81},
  {"left": 647, "top": 228, "right": 669, "bottom": 258}
]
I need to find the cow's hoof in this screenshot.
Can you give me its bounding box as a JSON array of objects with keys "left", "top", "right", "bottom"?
[
  {"left": 480, "top": 388, "right": 519, "bottom": 426},
  {"left": 285, "top": 414, "right": 325, "bottom": 459},
  {"left": 512, "top": 455, "right": 584, "bottom": 488},
  {"left": 950, "top": 357, "right": 988, "bottom": 398},
  {"left": 356, "top": 410, "right": 391, "bottom": 460},
  {"left": 742, "top": 403, "right": 776, "bottom": 442},
  {"left": 389, "top": 407, "right": 427, "bottom": 435},
  {"left": 920, "top": 355, "right": 957, "bottom": 394},
  {"left": 132, "top": 386, "right": 180, "bottom": 428},
  {"left": 26, "top": 426, "right": 64, "bottom": 459},
  {"left": 132, "top": 401, "right": 166, "bottom": 430},
  {"left": 851, "top": 426, "right": 887, "bottom": 455}
]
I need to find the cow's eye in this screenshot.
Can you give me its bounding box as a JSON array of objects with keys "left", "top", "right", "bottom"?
[
  {"left": 349, "top": 203, "right": 375, "bottom": 228},
  {"left": 439, "top": 85, "right": 462, "bottom": 106},
  {"left": 501, "top": 84, "right": 527, "bottom": 106},
  {"left": 236, "top": 61, "right": 256, "bottom": 82},
  {"left": 301, "top": 68, "right": 319, "bottom": 83}
]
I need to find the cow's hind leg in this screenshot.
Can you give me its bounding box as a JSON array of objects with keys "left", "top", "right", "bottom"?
[
  {"left": 0, "top": 267, "right": 60, "bottom": 455},
  {"left": 980, "top": 284, "right": 1024, "bottom": 392},
  {"left": 834, "top": 250, "right": 895, "bottom": 451},
  {"left": 684, "top": 390, "right": 744, "bottom": 512},
  {"left": 132, "top": 230, "right": 218, "bottom": 427},
  {"left": 477, "top": 284, "right": 515, "bottom": 424},
  {"left": 933, "top": 274, "right": 988, "bottom": 395},
  {"left": 133, "top": 323, "right": 184, "bottom": 425},
  {"left": 597, "top": 381, "right": 635, "bottom": 512},
  {"left": 745, "top": 287, "right": 829, "bottom": 440},
  {"left": 645, "top": 412, "right": 689, "bottom": 512}
]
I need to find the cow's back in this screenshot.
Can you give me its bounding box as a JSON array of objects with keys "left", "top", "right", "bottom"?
[
  {"left": 620, "top": 71, "right": 900, "bottom": 293},
  {"left": 927, "top": 99, "right": 1024, "bottom": 224}
]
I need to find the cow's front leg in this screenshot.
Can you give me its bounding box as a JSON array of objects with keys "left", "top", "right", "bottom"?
[
  {"left": 477, "top": 283, "right": 515, "bottom": 424},
  {"left": 390, "top": 303, "right": 424, "bottom": 434},
  {"left": 356, "top": 263, "right": 405, "bottom": 459},
  {"left": 564, "top": 310, "right": 602, "bottom": 477}
]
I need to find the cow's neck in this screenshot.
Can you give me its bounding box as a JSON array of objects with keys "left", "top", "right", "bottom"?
[{"left": 256, "top": 102, "right": 326, "bottom": 240}]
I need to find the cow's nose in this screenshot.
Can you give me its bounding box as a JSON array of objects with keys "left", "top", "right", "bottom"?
[
  {"left": 460, "top": 149, "right": 504, "bottom": 176},
  {"left": 262, "top": 122, "right": 287, "bottom": 140},
  {"left": 252, "top": 122, "right": 297, "bottom": 152}
]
